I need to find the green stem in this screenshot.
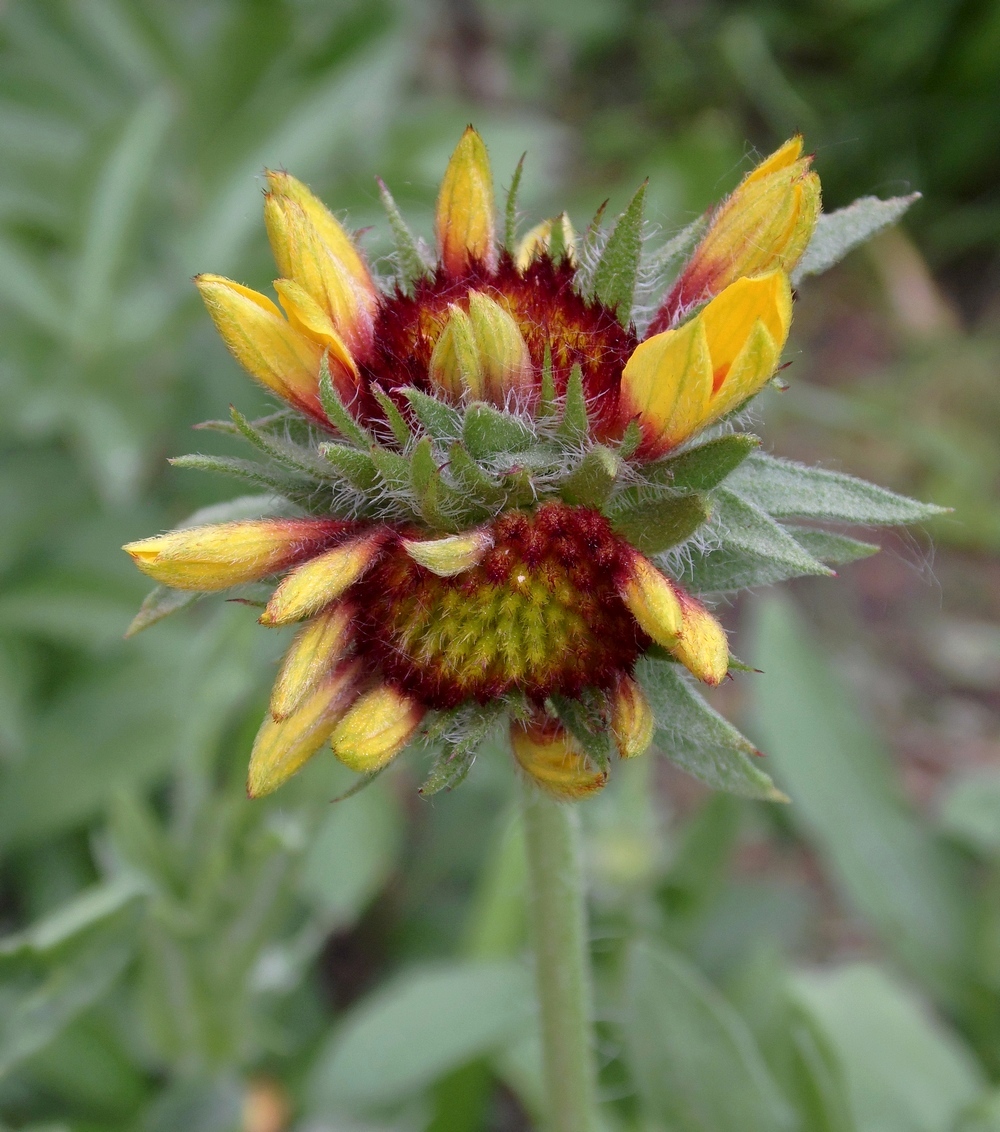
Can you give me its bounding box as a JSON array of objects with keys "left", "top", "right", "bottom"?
[{"left": 522, "top": 782, "right": 600, "bottom": 1132}]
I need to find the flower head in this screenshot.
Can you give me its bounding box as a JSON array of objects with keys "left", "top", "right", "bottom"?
[{"left": 126, "top": 128, "right": 866, "bottom": 802}]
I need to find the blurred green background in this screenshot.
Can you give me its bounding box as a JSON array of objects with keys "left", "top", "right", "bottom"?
[{"left": 1, "top": 1, "right": 1000, "bottom": 1130}]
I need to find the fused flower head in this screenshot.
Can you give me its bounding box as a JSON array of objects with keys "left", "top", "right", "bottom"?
[{"left": 124, "top": 128, "right": 935, "bottom": 803}]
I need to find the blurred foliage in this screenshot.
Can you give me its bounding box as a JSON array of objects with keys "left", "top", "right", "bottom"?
[{"left": 1, "top": 1, "right": 1000, "bottom": 1130}]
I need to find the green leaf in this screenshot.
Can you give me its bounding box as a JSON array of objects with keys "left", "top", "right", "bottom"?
[
  {"left": 792, "top": 964, "right": 982, "bottom": 1132},
  {"left": 447, "top": 443, "right": 506, "bottom": 508},
  {"left": 749, "top": 594, "right": 972, "bottom": 1003},
  {"left": 645, "top": 434, "right": 760, "bottom": 492},
  {"left": 0, "top": 881, "right": 144, "bottom": 1075},
  {"left": 787, "top": 526, "right": 880, "bottom": 565},
  {"left": 463, "top": 403, "right": 535, "bottom": 461},
  {"left": 625, "top": 940, "right": 795, "bottom": 1132},
  {"left": 676, "top": 489, "right": 832, "bottom": 594},
  {"left": 551, "top": 693, "right": 613, "bottom": 773},
  {"left": 377, "top": 176, "right": 428, "bottom": 287},
  {"left": 503, "top": 153, "right": 526, "bottom": 250},
  {"left": 306, "top": 962, "right": 533, "bottom": 1112},
  {"left": 792, "top": 194, "right": 921, "bottom": 284},
  {"left": 561, "top": 445, "right": 620, "bottom": 508},
  {"left": 956, "top": 1091, "right": 1000, "bottom": 1132},
  {"left": 939, "top": 769, "right": 1000, "bottom": 856},
  {"left": 125, "top": 586, "right": 202, "bottom": 638},
  {"left": 636, "top": 657, "right": 785, "bottom": 801},
  {"left": 402, "top": 387, "right": 463, "bottom": 442},
  {"left": 557, "top": 363, "right": 589, "bottom": 445},
  {"left": 611, "top": 493, "right": 712, "bottom": 554},
  {"left": 371, "top": 384, "right": 413, "bottom": 448},
  {"left": 728, "top": 452, "right": 947, "bottom": 525},
  {"left": 320, "top": 442, "right": 379, "bottom": 491},
  {"left": 319, "top": 360, "right": 372, "bottom": 449},
  {"left": 538, "top": 341, "right": 557, "bottom": 418},
  {"left": 591, "top": 181, "right": 646, "bottom": 323}
]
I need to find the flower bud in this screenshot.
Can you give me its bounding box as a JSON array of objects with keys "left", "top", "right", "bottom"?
[
  {"left": 270, "top": 603, "right": 355, "bottom": 719},
  {"left": 428, "top": 291, "right": 532, "bottom": 404},
  {"left": 619, "top": 554, "right": 683, "bottom": 647},
  {"left": 260, "top": 532, "right": 386, "bottom": 626},
  {"left": 515, "top": 212, "right": 576, "bottom": 269},
  {"left": 610, "top": 675, "right": 655, "bottom": 759},
  {"left": 331, "top": 684, "right": 424, "bottom": 773},
  {"left": 511, "top": 715, "right": 608, "bottom": 799},
  {"left": 123, "top": 519, "right": 348, "bottom": 591},
  {"left": 247, "top": 661, "right": 362, "bottom": 798},
  {"left": 436, "top": 126, "right": 497, "bottom": 277},
  {"left": 652, "top": 136, "right": 819, "bottom": 332},
  {"left": 401, "top": 529, "right": 493, "bottom": 577},
  {"left": 672, "top": 590, "right": 729, "bottom": 686}
]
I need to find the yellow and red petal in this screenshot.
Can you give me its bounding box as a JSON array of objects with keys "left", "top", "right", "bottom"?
[
  {"left": 331, "top": 684, "right": 425, "bottom": 773},
  {"left": 247, "top": 661, "right": 362, "bottom": 798},
  {"left": 435, "top": 126, "right": 497, "bottom": 277},
  {"left": 699, "top": 270, "right": 791, "bottom": 393},
  {"left": 273, "top": 278, "right": 359, "bottom": 393},
  {"left": 123, "top": 519, "right": 349, "bottom": 591},
  {"left": 619, "top": 553, "right": 683, "bottom": 647},
  {"left": 260, "top": 531, "right": 386, "bottom": 626},
  {"left": 511, "top": 715, "right": 608, "bottom": 799},
  {"left": 670, "top": 589, "right": 729, "bottom": 686},
  {"left": 610, "top": 675, "right": 655, "bottom": 759},
  {"left": 269, "top": 603, "right": 355, "bottom": 720},
  {"left": 400, "top": 529, "right": 493, "bottom": 577}
]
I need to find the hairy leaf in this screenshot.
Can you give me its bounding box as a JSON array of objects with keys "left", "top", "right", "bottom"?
[
  {"left": 401, "top": 387, "right": 462, "bottom": 442},
  {"left": 793, "top": 194, "right": 921, "bottom": 284},
  {"left": 788, "top": 526, "right": 879, "bottom": 565},
  {"left": 612, "top": 493, "right": 713, "bottom": 554},
  {"left": 561, "top": 445, "right": 620, "bottom": 508},
  {"left": 645, "top": 434, "right": 760, "bottom": 492}
]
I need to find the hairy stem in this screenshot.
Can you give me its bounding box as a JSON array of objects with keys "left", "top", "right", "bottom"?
[{"left": 522, "top": 782, "right": 600, "bottom": 1132}]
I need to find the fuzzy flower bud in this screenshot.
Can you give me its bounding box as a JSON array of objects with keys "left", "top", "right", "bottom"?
[
  {"left": 331, "top": 684, "right": 425, "bottom": 773},
  {"left": 436, "top": 126, "right": 497, "bottom": 277},
  {"left": 428, "top": 291, "right": 532, "bottom": 404},
  {"left": 610, "top": 675, "right": 655, "bottom": 759},
  {"left": 511, "top": 715, "right": 608, "bottom": 799},
  {"left": 270, "top": 603, "right": 355, "bottom": 719}
]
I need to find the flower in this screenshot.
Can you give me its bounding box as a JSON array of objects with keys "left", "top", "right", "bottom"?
[{"left": 125, "top": 128, "right": 823, "bottom": 801}]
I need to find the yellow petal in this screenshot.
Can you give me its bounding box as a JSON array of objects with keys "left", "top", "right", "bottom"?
[
  {"left": 744, "top": 136, "right": 804, "bottom": 184},
  {"left": 195, "top": 274, "right": 323, "bottom": 409},
  {"left": 247, "top": 661, "right": 362, "bottom": 798},
  {"left": 260, "top": 533, "right": 385, "bottom": 626},
  {"left": 274, "top": 278, "right": 358, "bottom": 380},
  {"left": 619, "top": 316, "right": 712, "bottom": 457},
  {"left": 610, "top": 676, "right": 655, "bottom": 759},
  {"left": 700, "top": 270, "right": 791, "bottom": 386},
  {"left": 401, "top": 529, "right": 493, "bottom": 577},
  {"left": 123, "top": 519, "right": 345, "bottom": 591},
  {"left": 270, "top": 603, "right": 355, "bottom": 719},
  {"left": 263, "top": 195, "right": 374, "bottom": 356},
  {"left": 669, "top": 590, "right": 729, "bottom": 686},
  {"left": 619, "top": 555, "right": 683, "bottom": 647},
  {"left": 436, "top": 126, "right": 497, "bottom": 277},
  {"left": 331, "top": 684, "right": 424, "bottom": 773},
  {"left": 511, "top": 716, "right": 608, "bottom": 799},
  {"left": 707, "top": 318, "right": 780, "bottom": 421},
  {"left": 264, "top": 170, "right": 375, "bottom": 302}
]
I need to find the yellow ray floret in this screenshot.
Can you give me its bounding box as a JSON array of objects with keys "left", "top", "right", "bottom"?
[
  {"left": 511, "top": 717, "right": 608, "bottom": 800},
  {"left": 672, "top": 591, "right": 730, "bottom": 686},
  {"left": 273, "top": 278, "right": 358, "bottom": 384},
  {"left": 270, "top": 603, "right": 355, "bottom": 719},
  {"left": 123, "top": 520, "right": 342, "bottom": 591},
  {"left": 436, "top": 126, "right": 497, "bottom": 277},
  {"left": 260, "top": 532, "right": 385, "bottom": 626},
  {"left": 621, "top": 270, "right": 792, "bottom": 456},
  {"left": 610, "top": 675, "right": 655, "bottom": 759},
  {"left": 331, "top": 684, "right": 425, "bottom": 773},
  {"left": 401, "top": 529, "right": 493, "bottom": 577},
  {"left": 247, "top": 661, "right": 362, "bottom": 798},
  {"left": 619, "top": 554, "right": 683, "bottom": 647}
]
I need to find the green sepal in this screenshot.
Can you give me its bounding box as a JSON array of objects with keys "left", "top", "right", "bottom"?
[
  {"left": 319, "top": 359, "right": 372, "bottom": 449},
  {"left": 370, "top": 446, "right": 411, "bottom": 492},
  {"left": 125, "top": 586, "right": 202, "bottom": 638},
  {"left": 548, "top": 213, "right": 569, "bottom": 260},
  {"left": 793, "top": 193, "right": 921, "bottom": 285},
  {"left": 419, "top": 704, "right": 505, "bottom": 797},
  {"left": 645, "top": 434, "right": 760, "bottom": 492},
  {"left": 612, "top": 494, "right": 713, "bottom": 554},
  {"left": 557, "top": 363, "right": 589, "bottom": 445},
  {"left": 229, "top": 406, "right": 330, "bottom": 478},
  {"left": 447, "top": 442, "right": 506, "bottom": 508},
  {"left": 538, "top": 341, "right": 557, "bottom": 419},
  {"left": 377, "top": 176, "right": 428, "bottom": 289},
  {"left": 320, "top": 443, "right": 379, "bottom": 492},
  {"left": 503, "top": 153, "right": 526, "bottom": 251},
  {"left": 168, "top": 454, "right": 301, "bottom": 494},
  {"left": 463, "top": 403, "right": 535, "bottom": 460},
  {"left": 401, "top": 387, "right": 462, "bottom": 442},
  {"left": 550, "top": 693, "right": 613, "bottom": 774},
  {"left": 371, "top": 384, "right": 413, "bottom": 448},
  {"left": 592, "top": 180, "right": 647, "bottom": 325},
  {"left": 561, "top": 445, "right": 620, "bottom": 508},
  {"left": 410, "top": 437, "right": 452, "bottom": 530},
  {"left": 617, "top": 420, "right": 642, "bottom": 460}
]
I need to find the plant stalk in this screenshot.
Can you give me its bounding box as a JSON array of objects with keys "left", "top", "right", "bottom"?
[{"left": 521, "top": 782, "right": 600, "bottom": 1132}]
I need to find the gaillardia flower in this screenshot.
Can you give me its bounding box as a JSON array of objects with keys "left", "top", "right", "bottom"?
[{"left": 125, "top": 129, "right": 939, "bottom": 802}]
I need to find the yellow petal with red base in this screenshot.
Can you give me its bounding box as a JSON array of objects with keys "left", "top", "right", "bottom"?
[
  {"left": 260, "top": 532, "right": 385, "bottom": 626},
  {"left": 123, "top": 519, "right": 347, "bottom": 591},
  {"left": 331, "top": 684, "right": 424, "bottom": 773},
  {"left": 273, "top": 278, "right": 358, "bottom": 387},
  {"left": 619, "top": 554, "right": 683, "bottom": 647},
  {"left": 195, "top": 274, "right": 325, "bottom": 418},
  {"left": 264, "top": 170, "right": 375, "bottom": 302},
  {"left": 671, "top": 590, "right": 729, "bottom": 686},
  {"left": 651, "top": 136, "right": 819, "bottom": 330},
  {"left": 610, "top": 675, "right": 655, "bottom": 759},
  {"left": 247, "top": 661, "right": 362, "bottom": 798},
  {"left": 269, "top": 603, "right": 355, "bottom": 719},
  {"left": 264, "top": 195, "right": 374, "bottom": 357},
  {"left": 700, "top": 270, "right": 791, "bottom": 393},
  {"left": 511, "top": 716, "right": 608, "bottom": 799},
  {"left": 436, "top": 127, "right": 497, "bottom": 277},
  {"left": 401, "top": 529, "right": 493, "bottom": 577}
]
